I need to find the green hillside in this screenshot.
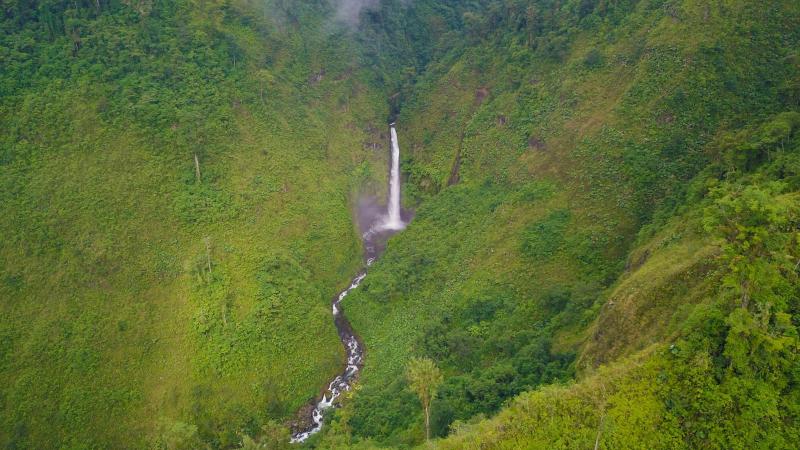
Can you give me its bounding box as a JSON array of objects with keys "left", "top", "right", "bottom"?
[
  {"left": 2, "top": 1, "right": 800, "bottom": 449},
  {"left": 311, "top": 0, "right": 800, "bottom": 448},
  {"left": 0, "top": 1, "right": 391, "bottom": 447}
]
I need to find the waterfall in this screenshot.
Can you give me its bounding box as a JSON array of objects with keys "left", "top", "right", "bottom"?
[
  {"left": 289, "top": 124, "right": 409, "bottom": 443},
  {"left": 385, "top": 125, "right": 405, "bottom": 230}
]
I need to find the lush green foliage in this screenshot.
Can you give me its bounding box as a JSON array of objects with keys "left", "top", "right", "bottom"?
[
  {"left": 3, "top": 0, "right": 800, "bottom": 449},
  {"left": 405, "top": 357, "right": 443, "bottom": 440},
  {"left": 0, "top": 1, "right": 391, "bottom": 448},
  {"left": 434, "top": 161, "right": 800, "bottom": 448},
  {"left": 313, "top": 0, "right": 800, "bottom": 448}
]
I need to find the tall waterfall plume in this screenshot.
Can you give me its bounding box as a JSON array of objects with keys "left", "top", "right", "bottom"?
[{"left": 384, "top": 124, "right": 405, "bottom": 230}]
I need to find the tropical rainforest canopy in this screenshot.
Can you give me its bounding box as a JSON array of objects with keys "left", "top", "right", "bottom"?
[{"left": 1, "top": 0, "right": 799, "bottom": 448}]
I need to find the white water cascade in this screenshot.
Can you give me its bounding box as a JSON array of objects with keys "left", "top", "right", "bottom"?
[
  {"left": 384, "top": 124, "right": 405, "bottom": 230},
  {"left": 289, "top": 123, "right": 407, "bottom": 443},
  {"left": 289, "top": 269, "right": 368, "bottom": 443}
]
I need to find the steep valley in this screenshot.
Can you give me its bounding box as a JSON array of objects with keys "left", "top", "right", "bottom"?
[{"left": 1, "top": 1, "right": 800, "bottom": 449}]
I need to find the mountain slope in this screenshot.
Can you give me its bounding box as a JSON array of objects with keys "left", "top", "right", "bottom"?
[
  {"left": 308, "top": 1, "right": 800, "bottom": 448},
  {"left": 0, "top": 1, "right": 392, "bottom": 447},
  {"left": 2, "top": 1, "right": 800, "bottom": 449}
]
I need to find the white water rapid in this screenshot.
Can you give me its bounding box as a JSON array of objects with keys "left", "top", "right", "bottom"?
[{"left": 290, "top": 268, "right": 369, "bottom": 443}]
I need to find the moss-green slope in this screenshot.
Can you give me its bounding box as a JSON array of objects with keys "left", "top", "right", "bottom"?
[
  {"left": 311, "top": 1, "right": 800, "bottom": 448},
  {"left": 0, "top": 1, "right": 391, "bottom": 447}
]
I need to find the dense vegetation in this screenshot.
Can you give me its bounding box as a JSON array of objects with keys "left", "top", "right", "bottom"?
[
  {"left": 310, "top": 0, "right": 800, "bottom": 448},
  {"left": 2, "top": 0, "right": 799, "bottom": 449},
  {"left": 0, "top": 1, "right": 392, "bottom": 448}
]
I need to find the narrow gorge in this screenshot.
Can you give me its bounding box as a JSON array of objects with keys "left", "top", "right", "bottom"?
[{"left": 291, "top": 124, "right": 407, "bottom": 442}]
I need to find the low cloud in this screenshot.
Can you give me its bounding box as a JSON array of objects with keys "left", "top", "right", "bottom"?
[{"left": 333, "top": 0, "right": 380, "bottom": 27}]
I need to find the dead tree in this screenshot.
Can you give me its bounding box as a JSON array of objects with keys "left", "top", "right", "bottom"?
[{"left": 194, "top": 153, "right": 201, "bottom": 183}]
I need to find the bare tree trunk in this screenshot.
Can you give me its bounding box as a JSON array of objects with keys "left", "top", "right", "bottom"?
[
  {"left": 594, "top": 414, "right": 604, "bottom": 450},
  {"left": 595, "top": 383, "right": 607, "bottom": 450},
  {"left": 194, "top": 153, "right": 201, "bottom": 183},
  {"left": 425, "top": 404, "right": 430, "bottom": 441},
  {"left": 740, "top": 280, "right": 750, "bottom": 309},
  {"left": 204, "top": 236, "right": 212, "bottom": 278}
]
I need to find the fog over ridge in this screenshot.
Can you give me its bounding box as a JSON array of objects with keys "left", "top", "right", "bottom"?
[
  {"left": 334, "top": 0, "right": 379, "bottom": 26},
  {"left": 333, "top": 0, "right": 412, "bottom": 26}
]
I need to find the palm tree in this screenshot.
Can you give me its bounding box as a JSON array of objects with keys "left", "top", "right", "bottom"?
[{"left": 406, "top": 357, "right": 443, "bottom": 441}]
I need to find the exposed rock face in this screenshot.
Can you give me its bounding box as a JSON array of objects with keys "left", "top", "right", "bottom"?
[
  {"left": 309, "top": 69, "right": 325, "bottom": 85},
  {"left": 475, "top": 87, "right": 490, "bottom": 104},
  {"left": 528, "top": 136, "right": 547, "bottom": 151},
  {"left": 289, "top": 403, "right": 317, "bottom": 435}
]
